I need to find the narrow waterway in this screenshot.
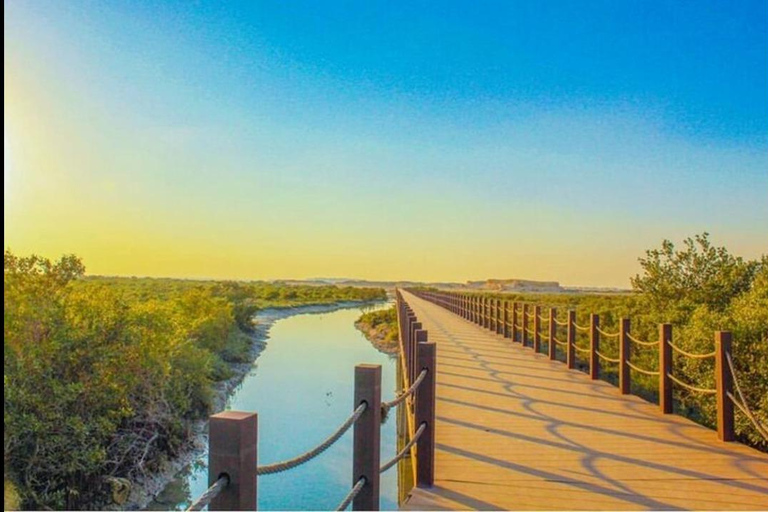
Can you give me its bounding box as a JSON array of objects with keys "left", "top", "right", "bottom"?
[{"left": 147, "top": 301, "right": 398, "bottom": 510}]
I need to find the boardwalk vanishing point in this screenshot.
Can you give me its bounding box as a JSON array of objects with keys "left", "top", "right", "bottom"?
[{"left": 399, "top": 290, "right": 768, "bottom": 511}]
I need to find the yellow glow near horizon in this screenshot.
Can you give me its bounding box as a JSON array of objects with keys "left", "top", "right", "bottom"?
[{"left": 4, "top": 5, "right": 767, "bottom": 289}]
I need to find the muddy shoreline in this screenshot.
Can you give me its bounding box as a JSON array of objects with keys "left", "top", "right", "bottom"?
[
  {"left": 123, "top": 299, "right": 384, "bottom": 511},
  {"left": 354, "top": 320, "right": 399, "bottom": 356}
]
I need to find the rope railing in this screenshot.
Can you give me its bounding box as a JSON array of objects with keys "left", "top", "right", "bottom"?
[
  {"left": 186, "top": 475, "right": 229, "bottom": 511},
  {"left": 418, "top": 290, "right": 760, "bottom": 450},
  {"left": 627, "top": 360, "right": 660, "bottom": 376},
  {"left": 666, "top": 372, "right": 716, "bottom": 395},
  {"left": 596, "top": 350, "right": 620, "bottom": 363},
  {"left": 335, "top": 477, "right": 366, "bottom": 511},
  {"left": 667, "top": 341, "right": 716, "bottom": 360},
  {"left": 379, "top": 422, "right": 426, "bottom": 474},
  {"left": 627, "top": 332, "right": 659, "bottom": 346},
  {"left": 381, "top": 368, "right": 427, "bottom": 416},
  {"left": 257, "top": 402, "right": 367, "bottom": 475},
  {"left": 725, "top": 353, "right": 768, "bottom": 442},
  {"left": 573, "top": 344, "right": 590, "bottom": 355},
  {"left": 596, "top": 327, "right": 619, "bottom": 338}
]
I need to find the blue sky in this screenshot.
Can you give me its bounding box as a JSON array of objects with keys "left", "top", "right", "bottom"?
[{"left": 4, "top": 0, "right": 767, "bottom": 286}]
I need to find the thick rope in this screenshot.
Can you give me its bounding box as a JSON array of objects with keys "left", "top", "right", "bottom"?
[
  {"left": 627, "top": 333, "right": 659, "bottom": 347},
  {"left": 553, "top": 318, "right": 568, "bottom": 327},
  {"left": 381, "top": 369, "right": 427, "bottom": 415},
  {"left": 596, "top": 327, "right": 619, "bottom": 338},
  {"left": 380, "top": 422, "right": 427, "bottom": 474},
  {"left": 552, "top": 336, "right": 568, "bottom": 346},
  {"left": 626, "top": 360, "right": 660, "bottom": 376},
  {"left": 187, "top": 475, "right": 228, "bottom": 511},
  {"left": 667, "top": 341, "right": 716, "bottom": 360},
  {"left": 726, "top": 353, "right": 768, "bottom": 441},
  {"left": 666, "top": 372, "right": 716, "bottom": 395},
  {"left": 596, "top": 350, "right": 620, "bottom": 363},
  {"left": 574, "top": 323, "right": 589, "bottom": 332},
  {"left": 257, "top": 402, "right": 367, "bottom": 475},
  {"left": 573, "top": 344, "right": 590, "bottom": 355},
  {"left": 335, "top": 477, "right": 366, "bottom": 511}
]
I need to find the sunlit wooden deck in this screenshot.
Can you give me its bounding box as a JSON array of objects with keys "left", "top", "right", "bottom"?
[{"left": 399, "top": 291, "right": 768, "bottom": 510}]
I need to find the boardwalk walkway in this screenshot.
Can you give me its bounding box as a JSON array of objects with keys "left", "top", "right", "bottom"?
[{"left": 399, "top": 290, "right": 768, "bottom": 510}]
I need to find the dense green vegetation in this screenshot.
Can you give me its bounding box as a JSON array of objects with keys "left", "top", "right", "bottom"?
[
  {"left": 3, "top": 251, "right": 385, "bottom": 510},
  {"left": 425, "top": 234, "right": 767, "bottom": 451},
  {"left": 355, "top": 306, "right": 399, "bottom": 354}
]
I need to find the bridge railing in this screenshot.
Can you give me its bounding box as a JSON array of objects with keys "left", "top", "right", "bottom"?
[
  {"left": 409, "top": 289, "right": 767, "bottom": 445},
  {"left": 185, "top": 292, "right": 436, "bottom": 511}
]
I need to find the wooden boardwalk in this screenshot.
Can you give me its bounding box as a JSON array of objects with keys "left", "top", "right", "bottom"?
[{"left": 399, "top": 291, "right": 768, "bottom": 511}]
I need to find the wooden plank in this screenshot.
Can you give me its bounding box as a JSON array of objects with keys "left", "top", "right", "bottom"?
[{"left": 399, "top": 291, "right": 768, "bottom": 511}]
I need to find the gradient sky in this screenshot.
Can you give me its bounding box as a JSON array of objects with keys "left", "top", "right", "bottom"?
[{"left": 4, "top": 1, "right": 767, "bottom": 287}]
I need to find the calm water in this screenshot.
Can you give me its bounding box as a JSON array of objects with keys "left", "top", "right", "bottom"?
[{"left": 147, "top": 302, "right": 398, "bottom": 510}]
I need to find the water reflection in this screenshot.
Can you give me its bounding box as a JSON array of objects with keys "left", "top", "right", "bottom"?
[{"left": 146, "top": 302, "right": 397, "bottom": 510}]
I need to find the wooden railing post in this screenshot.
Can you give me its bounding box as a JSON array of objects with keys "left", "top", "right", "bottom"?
[
  {"left": 415, "top": 339, "right": 436, "bottom": 487},
  {"left": 209, "top": 411, "right": 258, "bottom": 511},
  {"left": 659, "top": 324, "right": 673, "bottom": 414},
  {"left": 490, "top": 298, "right": 497, "bottom": 333},
  {"left": 484, "top": 297, "right": 490, "bottom": 329},
  {"left": 405, "top": 313, "right": 416, "bottom": 384},
  {"left": 590, "top": 314, "right": 599, "bottom": 380},
  {"left": 503, "top": 301, "right": 510, "bottom": 338},
  {"left": 497, "top": 300, "right": 503, "bottom": 335},
  {"left": 353, "top": 364, "right": 381, "bottom": 510},
  {"left": 522, "top": 304, "right": 529, "bottom": 348},
  {"left": 533, "top": 305, "right": 541, "bottom": 353},
  {"left": 410, "top": 322, "right": 422, "bottom": 385},
  {"left": 619, "top": 318, "right": 630, "bottom": 394},
  {"left": 548, "top": 308, "right": 556, "bottom": 360},
  {"left": 512, "top": 302, "right": 519, "bottom": 343},
  {"left": 715, "top": 331, "right": 735, "bottom": 442},
  {"left": 567, "top": 310, "right": 576, "bottom": 369}
]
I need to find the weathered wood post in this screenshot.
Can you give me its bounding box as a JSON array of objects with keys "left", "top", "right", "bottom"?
[
  {"left": 410, "top": 322, "right": 422, "bottom": 385},
  {"left": 522, "top": 304, "right": 529, "bottom": 348},
  {"left": 209, "top": 411, "right": 258, "bottom": 511},
  {"left": 715, "top": 331, "right": 735, "bottom": 442},
  {"left": 590, "top": 314, "right": 600, "bottom": 380},
  {"left": 415, "top": 340, "right": 436, "bottom": 487},
  {"left": 503, "top": 301, "right": 510, "bottom": 338},
  {"left": 490, "top": 298, "right": 497, "bottom": 333},
  {"left": 353, "top": 364, "right": 382, "bottom": 510},
  {"left": 405, "top": 313, "right": 416, "bottom": 384},
  {"left": 496, "top": 299, "right": 504, "bottom": 334},
  {"left": 484, "top": 297, "right": 490, "bottom": 329},
  {"left": 533, "top": 305, "right": 541, "bottom": 353},
  {"left": 659, "top": 324, "right": 673, "bottom": 414},
  {"left": 567, "top": 310, "right": 576, "bottom": 369},
  {"left": 512, "top": 302, "right": 519, "bottom": 343},
  {"left": 548, "top": 308, "right": 557, "bottom": 360},
  {"left": 619, "top": 318, "right": 630, "bottom": 394}
]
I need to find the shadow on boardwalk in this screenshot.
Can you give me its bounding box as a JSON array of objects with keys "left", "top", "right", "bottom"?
[{"left": 400, "top": 291, "right": 768, "bottom": 511}]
